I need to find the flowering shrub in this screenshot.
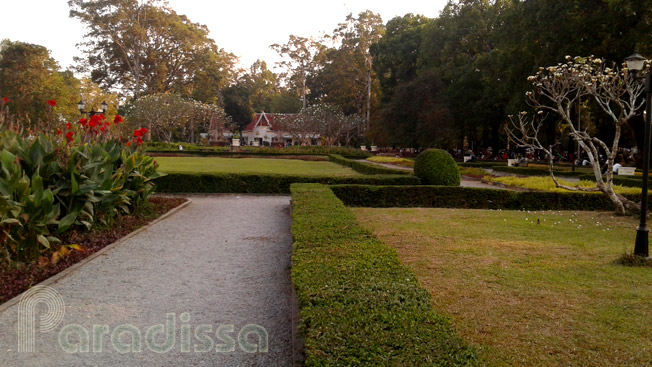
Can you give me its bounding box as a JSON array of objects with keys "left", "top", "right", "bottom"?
[{"left": 0, "top": 103, "right": 163, "bottom": 266}]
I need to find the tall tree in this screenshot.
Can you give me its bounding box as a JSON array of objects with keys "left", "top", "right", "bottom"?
[
  {"left": 69, "top": 0, "right": 236, "bottom": 98},
  {"left": 242, "top": 60, "right": 278, "bottom": 112},
  {"left": 333, "top": 11, "right": 385, "bottom": 128},
  {"left": 271, "top": 35, "right": 325, "bottom": 109},
  {"left": 0, "top": 40, "right": 80, "bottom": 126},
  {"left": 222, "top": 84, "right": 254, "bottom": 132}
]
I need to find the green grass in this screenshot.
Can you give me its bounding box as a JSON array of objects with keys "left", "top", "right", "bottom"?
[
  {"left": 155, "top": 156, "right": 360, "bottom": 176},
  {"left": 486, "top": 175, "right": 641, "bottom": 195},
  {"left": 290, "top": 184, "right": 478, "bottom": 366},
  {"left": 367, "top": 156, "right": 415, "bottom": 167},
  {"left": 354, "top": 207, "right": 652, "bottom": 367}
]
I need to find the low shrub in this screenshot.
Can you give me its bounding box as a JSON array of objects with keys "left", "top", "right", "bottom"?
[
  {"left": 290, "top": 183, "right": 478, "bottom": 366},
  {"left": 484, "top": 176, "right": 640, "bottom": 195},
  {"left": 414, "top": 149, "right": 460, "bottom": 185},
  {"left": 1, "top": 125, "right": 161, "bottom": 266},
  {"left": 145, "top": 142, "right": 371, "bottom": 159},
  {"left": 154, "top": 173, "right": 420, "bottom": 193},
  {"left": 459, "top": 161, "right": 506, "bottom": 168},
  {"left": 615, "top": 252, "right": 652, "bottom": 267},
  {"left": 329, "top": 184, "right": 642, "bottom": 211},
  {"left": 491, "top": 166, "right": 585, "bottom": 177},
  {"left": 579, "top": 174, "right": 648, "bottom": 188},
  {"left": 328, "top": 154, "right": 411, "bottom": 175},
  {"left": 366, "top": 156, "right": 414, "bottom": 167}
]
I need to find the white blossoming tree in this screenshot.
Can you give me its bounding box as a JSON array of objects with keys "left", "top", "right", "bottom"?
[{"left": 508, "top": 56, "right": 646, "bottom": 215}]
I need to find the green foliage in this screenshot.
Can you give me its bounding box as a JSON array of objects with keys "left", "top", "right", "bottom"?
[
  {"left": 145, "top": 142, "right": 372, "bottom": 159},
  {"left": 414, "top": 149, "right": 460, "bottom": 185},
  {"left": 367, "top": 156, "right": 414, "bottom": 167},
  {"left": 579, "top": 174, "right": 648, "bottom": 188},
  {"left": 290, "top": 183, "right": 478, "bottom": 366},
  {"left": 154, "top": 173, "right": 419, "bottom": 194},
  {"left": 615, "top": 252, "right": 652, "bottom": 267},
  {"left": 459, "top": 161, "right": 507, "bottom": 168},
  {"left": 328, "top": 154, "right": 411, "bottom": 175},
  {"left": 69, "top": 0, "right": 238, "bottom": 98},
  {"left": 330, "top": 185, "right": 638, "bottom": 211},
  {"left": 0, "top": 129, "right": 162, "bottom": 265},
  {"left": 486, "top": 176, "right": 640, "bottom": 195},
  {"left": 491, "top": 166, "right": 586, "bottom": 177},
  {"left": 222, "top": 84, "right": 254, "bottom": 129}
]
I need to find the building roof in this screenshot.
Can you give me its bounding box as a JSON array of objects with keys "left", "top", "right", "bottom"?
[{"left": 243, "top": 112, "right": 277, "bottom": 132}]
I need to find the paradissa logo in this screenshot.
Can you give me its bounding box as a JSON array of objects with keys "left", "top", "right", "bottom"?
[
  {"left": 18, "top": 286, "right": 268, "bottom": 354},
  {"left": 58, "top": 313, "right": 268, "bottom": 354}
]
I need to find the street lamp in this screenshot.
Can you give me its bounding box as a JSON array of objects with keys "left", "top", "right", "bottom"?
[
  {"left": 77, "top": 99, "right": 108, "bottom": 116},
  {"left": 625, "top": 53, "right": 651, "bottom": 257}
]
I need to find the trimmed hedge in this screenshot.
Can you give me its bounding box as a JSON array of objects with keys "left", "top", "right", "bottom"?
[
  {"left": 290, "top": 183, "right": 478, "bottom": 366},
  {"left": 491, "top": 166, "right": 586, "bottom": 177},
  {"left": 154, "top": 173, "right": 420, "bottom": 193},
  {"left": 579, "top": 174, "right": 648, "bottom": 188},
  {"left": 145, "top": 142, "right": 371, "bottom": 159},
  {"left": 330, "top": 184, "right": 642, "bottom": 211},
  {"left": 328, "top": 154, "right": 412, "bottom": 175},
  {"left": 459, "top": 161, "right": 506, "bottom": 168},
  {"left": 414, "top": 149, "right": 460, "bottom": 185}
]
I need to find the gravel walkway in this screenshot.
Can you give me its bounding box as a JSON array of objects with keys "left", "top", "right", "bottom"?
[{"left": 0, "top": 195, "right": 298, "bottom": 366}]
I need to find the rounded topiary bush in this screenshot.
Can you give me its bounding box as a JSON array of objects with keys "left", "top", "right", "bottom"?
[{"left": 414, "top": 149, "right": 460, "bottom": 186}]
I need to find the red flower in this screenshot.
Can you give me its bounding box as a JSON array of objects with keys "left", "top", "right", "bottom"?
[
  {"left": 126, "top": 142, "right": 131, "bottom": 147},
  {"left": 133, "top": 128, "right": 148, "bottom": 137},
  {"left": 98, "top": 114, "right": 105, "bottom": 120},
  {"left": 56, "top": 128, "right": 63, "bottom": 135},
  {"left": 79, "top": 118, "right": 88, "bottom": 126},
  {"left": 100, "top": 126, "right": 106, "bottom": 132},
  {"left": 89, "top": 115, "right": 101, "bottom": 127},
  {"left": 113, "top": 115, "right": 124, "bottom": 124},
  {"left": 65, "top": 122, "right": 72, "bottom": 130},
  {"left": 47, "top": 100, "right": 56, "bottom": 107},
  {"left": 65, "top": 131, "right": 74, "bottom": 142},
  {"left": 1, "top": 97, "right": 8, "bottom": 103}
]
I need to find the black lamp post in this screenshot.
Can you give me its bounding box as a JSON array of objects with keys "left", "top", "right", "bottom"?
[
  {"left": 77, "top": 99, "right": 108, "bottom": 116},
  {"left": 625, "top": 53, "right": 651, "bottom": 257}
]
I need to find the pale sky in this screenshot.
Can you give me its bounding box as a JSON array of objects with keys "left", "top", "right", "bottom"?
[{"left": 0, "top": 0, "right": 449, "bottom": 73}]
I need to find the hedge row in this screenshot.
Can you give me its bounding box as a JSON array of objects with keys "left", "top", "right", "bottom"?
[
  {"left": 145, "top": 142, "right": 371, "bottom": 159},
  {"left": 290, "top": 183, "right": 478, "bottom": 366},
  {"left": 330, "top": 184, "right": 642, "bottom": 211},
  {"left": 578, "top": 174, "right": 648, "bottom": 188},
  {"left": 491, "top": 165, "right": 586, "bottom": 177},
  {"left": 458, "top": 161, "right": 507, "bottom": 168},
  {"left": 153, "top": 173, "right": 420, "bottom": 193},
  {"left": 328, "top": 154, "right": 412, "bottom": 175}
]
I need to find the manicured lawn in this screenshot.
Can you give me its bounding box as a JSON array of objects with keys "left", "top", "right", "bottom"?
[
  {"left": 354, "top": 207, "right": 652, "bottom": 367},
  {"left": 155, "top": 156, "right": 360, "bottom": 176},
  {"left": 486, "top": 175, "right": 641, "bottom": 195}
]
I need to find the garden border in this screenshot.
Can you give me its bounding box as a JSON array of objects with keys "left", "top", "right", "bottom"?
[
  {"left": 0, "top": 197, "right": 191, "bottom": 312},
  {"left": 290, "top": 183, "right": 477, "bottom": 365}
]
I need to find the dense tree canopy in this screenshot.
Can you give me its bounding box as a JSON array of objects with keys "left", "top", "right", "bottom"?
[
  {"left": 368, "top": 0, "right": 652, "bottom": 152},
  {"left": 69, "top": 0, "right": 237, "bottom": 99},
  {"left": 6, "top": 0, "right": 652, "bottom": 151}
]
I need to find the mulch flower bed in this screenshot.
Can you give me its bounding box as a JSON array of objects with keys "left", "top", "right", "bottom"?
[{"left": 0, "top": 196, "right": 187, "bottom": 305}]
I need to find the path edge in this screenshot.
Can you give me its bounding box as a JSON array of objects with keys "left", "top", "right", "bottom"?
[{"left": 0, "top": 197, "right": 192, "bottom": 314}]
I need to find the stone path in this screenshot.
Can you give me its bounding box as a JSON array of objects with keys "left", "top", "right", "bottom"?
[{"left": 0, "top": 195, "right": 298, "bottom": 367}]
